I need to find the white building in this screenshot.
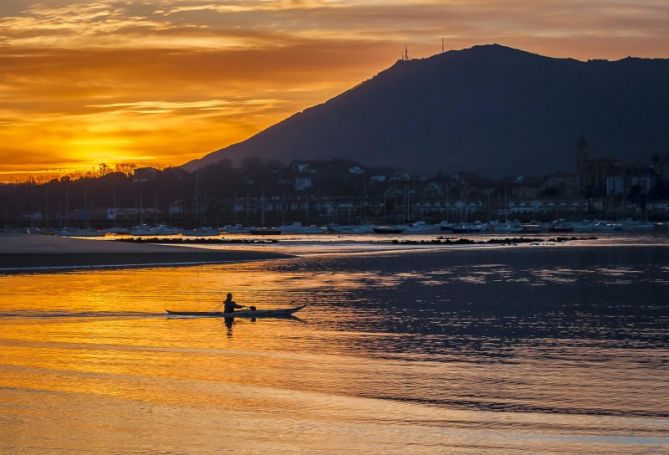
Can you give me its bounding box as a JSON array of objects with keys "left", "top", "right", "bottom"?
[{"left": 294, "top": 177, "right": 313, "bottom": 191}]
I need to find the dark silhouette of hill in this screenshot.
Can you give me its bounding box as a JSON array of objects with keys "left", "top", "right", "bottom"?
[{"left": 184, "top": 44, "right": 669, "bottom": 177}]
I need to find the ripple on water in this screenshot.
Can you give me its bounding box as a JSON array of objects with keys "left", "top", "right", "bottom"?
[{"left": 0, "top": 245, "right": 667, "bottom": 454}]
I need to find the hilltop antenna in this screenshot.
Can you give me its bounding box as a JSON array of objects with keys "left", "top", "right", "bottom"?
[{"left": 441, "top": 38, "right": 444, "bottom": 53}]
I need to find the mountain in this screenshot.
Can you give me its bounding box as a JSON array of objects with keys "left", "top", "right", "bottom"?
[{"left": 184, "top": 44, "right": 669, "bottom": 177}]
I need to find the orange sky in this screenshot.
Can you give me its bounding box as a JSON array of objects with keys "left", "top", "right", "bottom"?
[{"left": 1, "top": 0, "right": 668, "bottom": 182}]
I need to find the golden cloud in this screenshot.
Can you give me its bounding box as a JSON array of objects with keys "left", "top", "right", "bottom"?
[{"left": 0, "top": 0, "right": 667, "bottom": 180}]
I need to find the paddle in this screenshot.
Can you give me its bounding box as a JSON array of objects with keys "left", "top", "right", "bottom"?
[
  {"left": 211, "top": 303, "right": 245, "bottom": 311},
  {"left": 212, "top": 303, "right": 249, "bottom": 312}
]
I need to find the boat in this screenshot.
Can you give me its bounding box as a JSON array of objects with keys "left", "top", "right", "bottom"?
[
  {"left": 373, "top": 225, "right": 405, "bottom": 234},
  {"left": 591, "top": 221, "right": 622, "bottom": 232},
  {"left": 165, "top": 305, "right": 306, "bottom": 318},
  {"left": 327, "top": 224, "right": 374, "bottom": 234},
  {"left": 57, "top": 227, "right": 102, "bottom": 237},
  {"left": 403, "top": 221, "right": 438, "bottom": 234},
  {"left": 520, "top": 223, "right": 543, "bottom": 233},
  {"left": 446, "top": 223, "right": 488, "bottom": 234},
  {"left": 249, "top": 227, "right": 282, "bottom": 235},
  {"left": 129, "top": 224, "right": 155, "bottom": 236},
  {"left": 548, "top": 220, "right": 575, "bottom": 233},
  {"left": 438, "top": 221, "right": 453, "bottom": 231},
  {"left": 101, "top": 227, "right": 130, "bottom": 235},
  {"left": 278, "top": 222, "right": 324, "bottom": 234},
  {"left": 221, "top": 224, "right": 248, "bottom": 234},
  {"left": 571, "top": 220, "right": 596, "bottom": 232},
  {"left": 183, "top": 226, "right": 220, "bottom": 236},
  {"left": 621, "top": 219, "right": 657, "bottom": 232},
  {"left": 130, "top": 224, "right": 181, "bottom": 236},
  {"left": 488, "top": 221, "right": 523, "bottom": 234}
]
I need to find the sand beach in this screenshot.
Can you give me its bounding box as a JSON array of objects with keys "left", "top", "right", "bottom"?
[{"left": 0, "top": 234, "right": 290, "bottom": 272}]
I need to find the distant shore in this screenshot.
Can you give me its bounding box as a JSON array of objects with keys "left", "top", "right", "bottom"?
[{"left": 0, "top": 234, "right": 290, "bottom": 273}]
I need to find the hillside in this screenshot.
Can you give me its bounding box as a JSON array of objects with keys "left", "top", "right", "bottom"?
[{"left": 184, "top": 44, "right": 669, "bottom": 177}]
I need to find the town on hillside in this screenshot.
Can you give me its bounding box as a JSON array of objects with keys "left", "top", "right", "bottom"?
[{"left": 2, "top": 137, "right": 669, "bottom": 233}]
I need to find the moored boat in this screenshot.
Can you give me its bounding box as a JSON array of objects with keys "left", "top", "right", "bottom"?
[
  {"left": 249, "top": 227, "right": 282, "bottom": 235},
  {"left": 446, "top": 223, "right": 488, "bottom": 234},
  {"left": 373, "top": 225, "right": 405, "bottom": 234},
  {"left": 278, "top": 222, "right": 324, "bottom": 234},
  {"left": 621, "top": 219, "right": 657, "bottom": 231},
  {"left": 404, "top": 221, "right": 438, "bottom": 234},
  {"left": 57, "top": 227, "right": 102, "bottom": 237},
  {"left": 221, "top": 224, "right": 248, "bottom": 234},
  {"left": 548, "top": 220, "right": 575, "bottom": 233},
  {"left": 328, "top": 224, "right": 374, "bottom": 234},
  {"left": 520, "top": 223, "right": 542, "bottom": 233},
  {"left": 488, "top": 221, "right": 523, "bottom": 234},
  {"left": 131, "top": 224, "right": 181, "bottom": 236},
  {"left": 183, "top": 226, "right": 220, "bottom": 236}
]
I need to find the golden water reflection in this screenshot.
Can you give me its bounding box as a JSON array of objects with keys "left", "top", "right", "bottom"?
[{"left": 0, "top": 249, "right": 668, "bottom": 454}]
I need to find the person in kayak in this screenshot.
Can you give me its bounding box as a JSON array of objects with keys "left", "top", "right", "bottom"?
[{"left": 223, "top": 293, "right": 244, "bottom": 314}]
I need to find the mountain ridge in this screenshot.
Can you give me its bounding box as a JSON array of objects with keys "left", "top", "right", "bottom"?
[{"left": 183, "top": 44, "right": 669, "bottom": 177}]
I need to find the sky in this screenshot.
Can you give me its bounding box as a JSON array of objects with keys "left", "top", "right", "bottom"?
[{"left": 0, "top": 0, "right": 668, "bottom": 182}]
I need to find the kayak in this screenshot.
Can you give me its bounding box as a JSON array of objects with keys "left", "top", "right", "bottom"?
[{"left": 165, "top": 305, "right": 306, "bottom": 318}]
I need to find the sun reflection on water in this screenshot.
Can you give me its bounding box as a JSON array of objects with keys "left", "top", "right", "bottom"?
[{"left": 0, "top": 246, "right": 668, "bottom": 453}]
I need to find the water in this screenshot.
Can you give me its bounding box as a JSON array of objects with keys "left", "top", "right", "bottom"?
[{"left": 0, "top": 244, "right": 667, "bottom": 454}]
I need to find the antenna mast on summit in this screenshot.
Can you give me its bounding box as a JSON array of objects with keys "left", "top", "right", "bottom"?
[{"left": 441, "top": 38, "right": 444, "bottom": 53}]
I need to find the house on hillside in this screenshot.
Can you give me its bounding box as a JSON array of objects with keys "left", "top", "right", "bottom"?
[
  {"left": 292, "top": 162, "right": 315, "bottom": 174},
  {"left": 542, "top": 173, "right": 580, "bottom": 198},
  {"left": 133, "top": 167, "right": 159, "bottom": 184},
  {"left": 294, "top": 177, "right": 313, "bottom": 191},
  {"left": 389, "top": 172, "right": 410, "bottom": 182},
  {"left": 606, "top": 168, "right": 655, "bottom": 196}
]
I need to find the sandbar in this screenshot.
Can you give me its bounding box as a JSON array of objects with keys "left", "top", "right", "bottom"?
[{"left": 0, "top": 234, "right": 290, "bottom": 272}]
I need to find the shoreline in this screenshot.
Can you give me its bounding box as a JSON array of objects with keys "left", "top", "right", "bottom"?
[
  {"left": 0, "top": 234, "right": 291, "bottom": 273},
  {"left": 2, "top": 232, "right": 668, "bottom": 274}
]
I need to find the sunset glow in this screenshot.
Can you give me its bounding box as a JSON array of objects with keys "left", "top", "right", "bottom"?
[{"left": 1, "top": 0, "right": 668, "bottom": 181}]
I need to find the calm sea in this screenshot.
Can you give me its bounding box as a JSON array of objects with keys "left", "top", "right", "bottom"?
[{"left": 0, "top": 244, "right": 667, "bottom": 454}]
